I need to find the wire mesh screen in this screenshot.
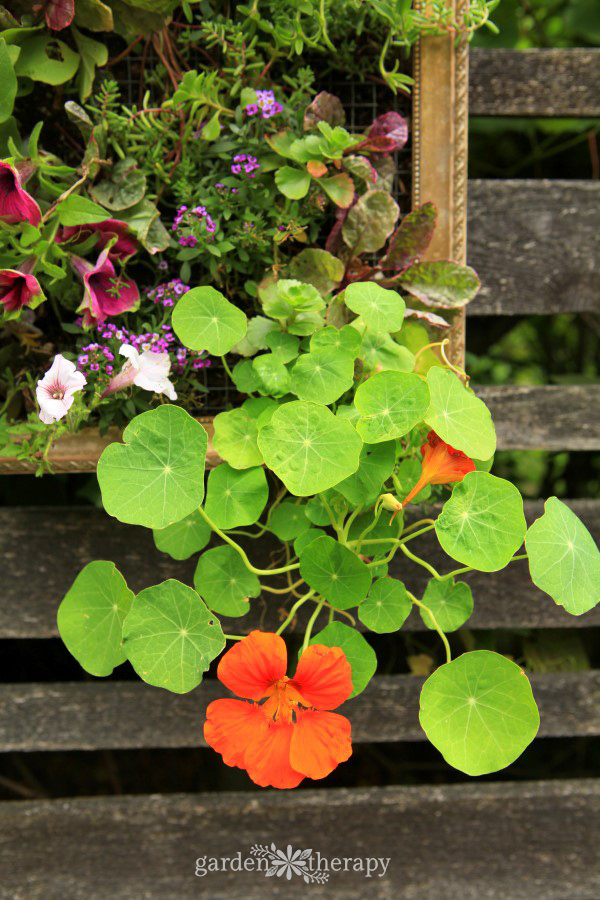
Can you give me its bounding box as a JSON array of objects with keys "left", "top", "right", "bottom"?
[{"left": 108, "top": 51, "right": 412, "bottom": 415}]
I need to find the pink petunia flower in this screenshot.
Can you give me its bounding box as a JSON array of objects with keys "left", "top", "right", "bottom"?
[
  {"left": 0, "top": 263, "right": 43, "bottom": 313},
  {"left": 102, "top": 344, "right": 177, "bottom": 400},
  {"left": 0, "top": 161, "right": 42, "bottom": 226},
  {"left": 57, "top": 219, "right": 138, "bottom": 262},
  {"left": 71, "top": 248, "right": 140, "bottom": 327},
  {"left": 36, "top": 355, "right": 87, "bottom": 425}
]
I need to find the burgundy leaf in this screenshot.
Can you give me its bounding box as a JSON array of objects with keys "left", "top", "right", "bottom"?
[
  {"left": 382, "top": 202, "right": 437, "bottom": 272},
  {"left": 367, "top": 111, "right": 409, "bottom": 152},
  {"left": 405, "top": 307, "right": 451, "bottom": 329},
  {"left": 45, "top": 0, "right": 76, "bottom": 30},
  {"left": 304, "top": 91, "right": 345, "bottom": 130}
]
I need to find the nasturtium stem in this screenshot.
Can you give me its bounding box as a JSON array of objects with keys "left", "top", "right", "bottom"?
[
  {"left": 320, "top": 494, "right": 344, "bottom": 541},
  {"left": 437, "top": 566, "right": 474, "bottom": 582},
  {"left": 197, "top": 506, "right": 300, "bottom": 576},
  {"left": 400, "top": 543, "right": 442, "bottom": 579},
  {"left": 223, "top": 633, "right": 245, "bottom": 642},
  {"left": 402, "top": 518, "right": 436, "bottom": 534},
  {"left": 352, "top": 504, "right": 383, "bottom": 553},
  {"left": 261, "top": 578, "right": 306, "bottom": 595},
  {"left": 408, "top": 591, "right": 452, "bottom": 665},
  {"left": 301, "top": 597, "right": 325, "bottom": 653},
  {"left": 220, "top": 355, "right": 235, "bottom": 382},
  {"left": 341, "top": 504, "right": 364, "bottom": 544},
  {"left": 275, "top": 590, "right": 316, "bottom": 636}
]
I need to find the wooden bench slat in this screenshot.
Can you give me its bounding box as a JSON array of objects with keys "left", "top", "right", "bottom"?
[
  {"left": 475, "top": 385, "right": 600, "bottom": 450},
  {"left": 468, "top": 180, "right": 600, "bottom": 316},
  {"left": 1, "top": 671, "right": 597, "bottom": 752},
  {"left": 470, "top": 48, "right": 600, "bottom": 116},
  {"left": 0, "top": 501, "right": 598, "bottom": 639},
  {"left": 0, "top": 780, "right": 597, "bottom": 898}
]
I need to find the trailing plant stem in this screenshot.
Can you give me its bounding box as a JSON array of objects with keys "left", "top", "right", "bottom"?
[
  {"left": 197, "top": 506, "right": 300, "bottom": 576},
  {"left": 408, "top": 591, "right": 451, "bottom": 664}
]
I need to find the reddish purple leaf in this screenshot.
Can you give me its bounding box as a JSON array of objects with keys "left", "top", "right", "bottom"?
[
  {"left": 350, "top": 135, "right": 398, "bottom": 155},
  {"left": 304, "top": 92, "right": 345, "bottom": 130},
  {"left": 404, "top": 307, "right": 451, "bottom": 329},
  {"left": 45, "top": 0, "right": 76, "bottom": 30},
  {"left": 367, "top": 111, "right": 409, "bottom": 152},
  {"left": 382, "top": 202, "right": 437, "bottom": 272}
]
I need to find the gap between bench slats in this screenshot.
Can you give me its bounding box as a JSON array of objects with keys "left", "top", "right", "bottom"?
[
  {"left": 468, "top": 180, "right": 600, "bottom": 316},
  {"left": 469, "top": 48, "right": 600, "bottom": 116},
  {"left": 0, "top": 501, "right": 599, "bottom": 638},
  {"left": 0, "top": 780, "right": 597, "bottom": 899},
  {"left": 0, "top": 671, "right": 598, "bottom": 752}
]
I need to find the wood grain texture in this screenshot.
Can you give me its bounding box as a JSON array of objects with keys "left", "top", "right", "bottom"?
[
  {"left": 0, "top": 780, "right": 598, "bottom": 899},
  {"left": 0, "top": 501, "right": 598, "bottom": 639},
  {"left": 468, "top": 180, "right": 600, "bottom": 316},
  {"left": 475, "top": 385, "right": 600, "bottom": 450},
  {"left": 470, "top": 48, "right": 600, "bottom": 116},
  {"left": 1, "top": 671, "right": 597, "bottom": 752}
]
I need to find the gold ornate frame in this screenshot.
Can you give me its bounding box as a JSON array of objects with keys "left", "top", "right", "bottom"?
[{"left": 1, "top": 14, "right": 470, "bottom": 473}]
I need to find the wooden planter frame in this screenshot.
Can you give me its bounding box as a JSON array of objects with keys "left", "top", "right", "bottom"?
[{"left": 0, "top": 8, "right": 469, "bottom": 475}]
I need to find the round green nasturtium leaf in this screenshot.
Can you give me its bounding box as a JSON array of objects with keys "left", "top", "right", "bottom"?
[
  {"left": 242, "top": 397, "right": 278, "bottom": 421},
  {"left": 299, "top": 534, "right": 372, "bottom": 609},
  {"left": 97, "top": 406, "right": 208, "bottom": 529},
  {"left": 265, "top": 331, "right": 300, "bottom": 362},
  {"left": 310, "top": 325, "right": 362, "bottom": 358},
  {"left": 294, "top": 527, "right": 325, "bottom": 556},
  {"left": 57, "top": 561, "right": 134, "bottom": 677},
  {"left": 525, "top": 497, "right": 600, "bottom": 616},
  {"left": 252, "top": 352, "right": 291, "bottom": 397},
  {"left": 268, "top": 500, "right": 311, "bottom": 541},
  {"left": 212, "top": 408, "right": 263, "bottom": 469},
  {"left": 309, "top": 622, "right": 377, "bottom": 697},
  {"left": 420, "top": 578, "right": 474, "bottom": 632},
  {"left": 345, "top": 282, "right": 405, "bottom": 334},
  {"left": 435, "top": 471, "right": 526, "bottom": 572},
  {"left": 258, "top": 401, "right": 362, "bottom": 496},
  {"left": 354, "top": 371, "right": 429, "bottom": 444},
  {"left": 204, "top": 463, "right": 268, "bottom": 529},
  {"left": 289, "top": 347, "right": 355, "bottom": 405},
  {"left": 304, "top": 494, "right": 331, "bottom": 525},
  {"left": 172, "top": 285, "right": 247, "bottom": 354},
  {"left": 334, "top": 440, "right": 396, "bottom": 506},
  {"left": 424, "top": 366, "right": 496, "bottom": 460},
  {"left": 194, "top": 546, "right": 260, "bottom": 616},
  {"left": 419, "top": 650, "right": 540, "bottom": 775},
  {"left": 122, "top": 579, "right": 225, "bottom": 694},
  {"left": 231, "top": 359, "right": 261, "bottom": 394},
  {"left": 359, "top": 331, "right": 415, "bottom": 374},
  {"left": 153, "top": 510, "right": 211, "bottom": 561},
  {"left": 358, "top": 577, "right": 412, "bottom": 633}
]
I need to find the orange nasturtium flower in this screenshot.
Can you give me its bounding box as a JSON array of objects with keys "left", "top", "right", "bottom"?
[
  {"left": 204, "top": 631, "right": 353, "bottom": 789},
  {"left": 402, "top": 430, "right": 476, "bottom": 508}
]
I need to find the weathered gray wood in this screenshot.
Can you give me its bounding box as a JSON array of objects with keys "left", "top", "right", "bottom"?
[
  {"left": 468, "top": 180, "right": 600, "bottom": 315},
  {"left": 1, "top": 671, "right": 597, "bottom": 752},
  {"left": 470, "top": 48, "right": 600, "bottom": 116},
  {"left": 1, "top": 501, "right": 599, "bottom": 639},
  {"left": 0, "top": 780, "right": 597, "bottom": 898},
  {"left": 475, "top": 385, "right": 600, "bottom": 450}
]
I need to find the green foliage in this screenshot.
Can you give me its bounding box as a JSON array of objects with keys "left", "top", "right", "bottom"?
[
  {"left": 204, "top": 463, "right": 269, "bottom": 529},
  {"left": 194, "top": 546, "right": 260, "bottom": 615},
  {"left": 419, "top": 651, "right": 540, "bottom": 775},
  {"left": 299, "top": 534, "right": 372, "bottom": 609},
  {"left": 97, "top": 406, "right": 208, "bottom": 529},
  {"left": 57, "top": 561, "right": 134, "bottom": 676},
  {"left": 122, "top": 579, "right": 225, "bottom": 693},
  {"left": 310, "top": 622, "right": 377, "bottom": 697},
  {"left": 358, "top": 577, "right": 412, "bottom": 633}
]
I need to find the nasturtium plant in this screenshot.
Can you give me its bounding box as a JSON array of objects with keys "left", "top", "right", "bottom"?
[{"left": 57, "top": 270, "right": 600, "bottom": 789}]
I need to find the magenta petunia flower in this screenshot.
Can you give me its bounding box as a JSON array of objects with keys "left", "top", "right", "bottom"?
[
  {"left": 0, "top": 264, "right": 43, "bottom": 313},
  {"left": 36, "top": 355, "right": 87, "bottom": 425},
  {"left": 0, "top": 161, "right": 41, "bottom": 226},
  {"left": 71, "top": 248, "right": 140, "bottom": 328},
  {"left": 57, "top": 219, "right": 138, "bottom": 262}
]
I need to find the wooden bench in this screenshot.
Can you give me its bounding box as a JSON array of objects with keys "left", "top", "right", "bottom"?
[{"left": 1, "top": 47, "right": 599, "bottom": 897}]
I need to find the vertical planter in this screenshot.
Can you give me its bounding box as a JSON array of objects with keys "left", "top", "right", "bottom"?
[{"left": 0, "top": 18, "right": 470, "bottom": 474}]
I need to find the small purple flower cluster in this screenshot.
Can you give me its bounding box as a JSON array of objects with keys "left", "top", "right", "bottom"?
[
  {"left": 174, "top": 347, "right": 212, "bottom": 374},
  {"left": 77, "top": 343, "right": 115, "bottom": 376},
  {"left": 245, "top": 90, "right": 283, "bottom": 119},
  {"left": 230, "top": 154, "right": 260, "bottom": 178},
  {"left": 146, "top": 277, "right": 191, "bottom": 308},
  {"left": 215, "top": 183, "right": 239, "bottom": 195},
  {"left": 172, "top": 205, "right": 216, "bottom": 247}
]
